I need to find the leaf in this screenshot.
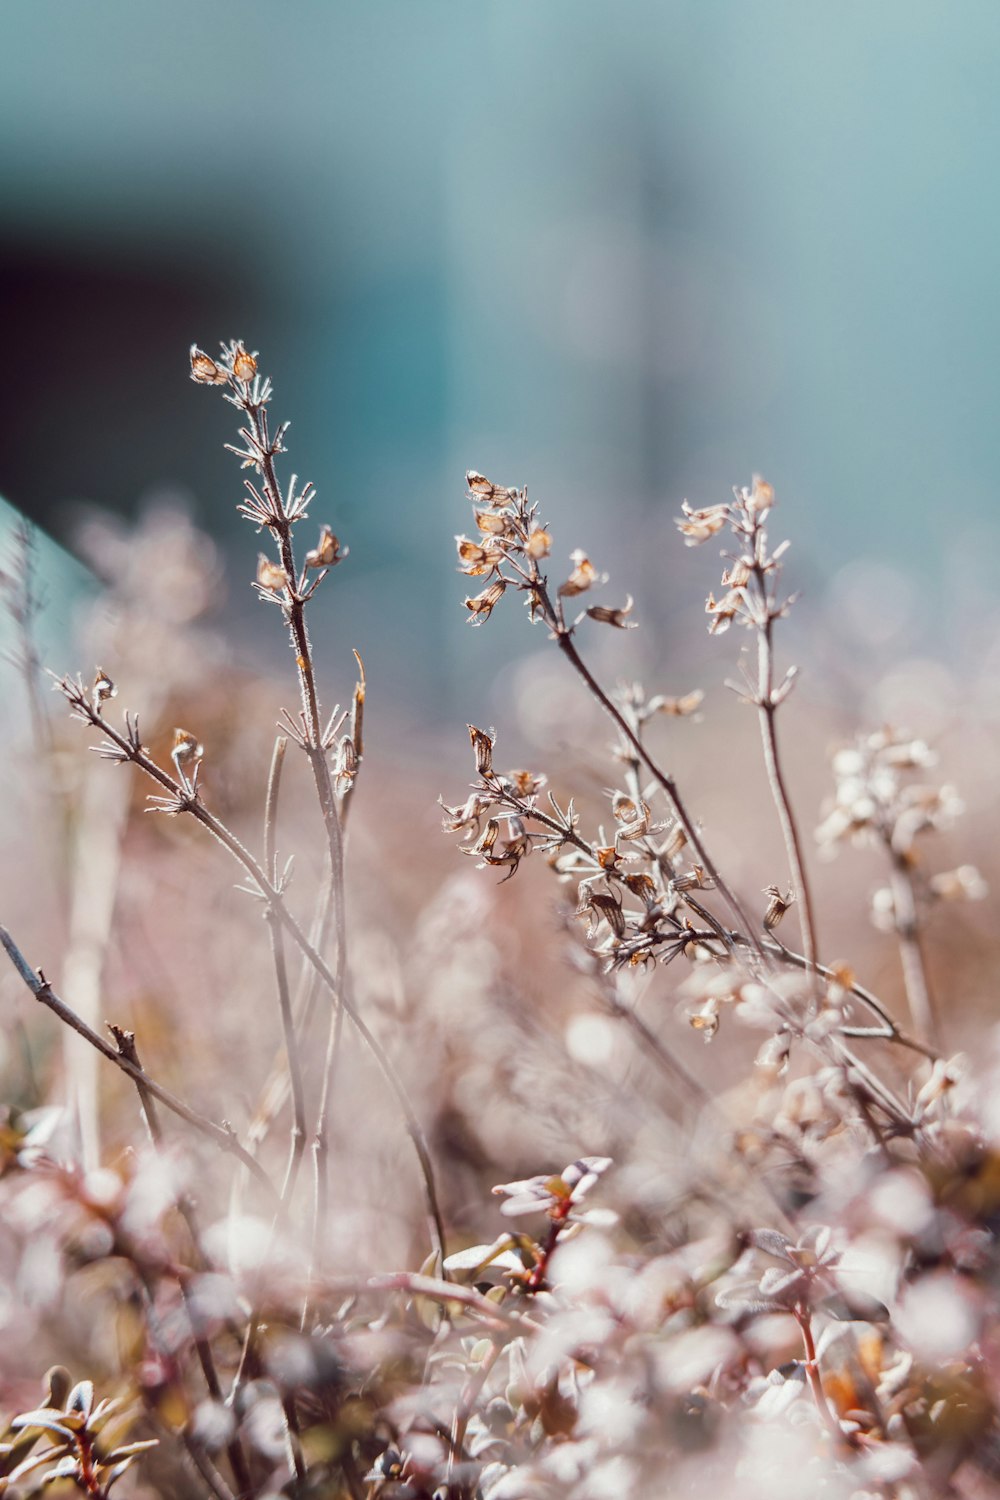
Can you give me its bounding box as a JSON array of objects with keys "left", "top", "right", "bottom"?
[
  {"left": 10, "top": 1412, "right": 76, "bottom": 1443},
  {"left": 747, "top": 1229, "right": 793, "bottom": 1259}
]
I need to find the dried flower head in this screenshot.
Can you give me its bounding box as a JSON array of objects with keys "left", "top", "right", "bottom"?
[
  {"left": 558, "top": 550, "right": 601, "bottom": 597},
  {"left": 304, "top": 525, "right": 345, "bottom": 569},
  {"left": 256, "top": 554, "right": 288, "bottom": 593},
  {"left": 231, "top": 343, "right": 258, "bottom": 382},
  {"left": 189, "top": 345, "right": 228, "bottom": 385}
]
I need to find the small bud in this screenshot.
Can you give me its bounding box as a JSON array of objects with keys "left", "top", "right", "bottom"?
[
  {"left": 189, "top": 346, "right": 228, "bottom": 385},
  {"left": 305, "top": 525, "right": 344, "bottom": 569},
  {"left": 257, "top": 554, "right": 288, "bottom": 592},
  {"left": 232, "top": 344, "right": 258, "bottom": 383}
]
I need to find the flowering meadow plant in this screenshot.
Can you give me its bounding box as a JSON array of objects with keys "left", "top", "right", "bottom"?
[{"left": 0, "top": 342, "right": 996, "bottom": 1498}]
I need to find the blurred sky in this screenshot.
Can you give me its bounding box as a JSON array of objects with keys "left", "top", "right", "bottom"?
[{"left": 2, "top": 1, "right": 1000, "bottom": 732}]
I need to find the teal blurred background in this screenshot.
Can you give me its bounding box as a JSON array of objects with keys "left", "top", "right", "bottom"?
[{"left": 2, "top": 2, "right": 1000, "bottom": 727}]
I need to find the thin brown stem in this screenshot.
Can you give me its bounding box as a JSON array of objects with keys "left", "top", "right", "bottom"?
[
  {"left": 755, "top": 614, "right": 819, "bottom": 977},
  {"left": 0, "top": 924, "right": 277, "bottom": 1202},
  {"left": 553, "top": 624, "right": 763, "bottom": 958},
  {"left": 765, "top": 939, "right": 938, "bottom": 1059}
]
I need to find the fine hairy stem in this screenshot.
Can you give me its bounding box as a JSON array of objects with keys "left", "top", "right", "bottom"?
[{"left": 0, "top": 923, "right": 277, "bottom": 1202}]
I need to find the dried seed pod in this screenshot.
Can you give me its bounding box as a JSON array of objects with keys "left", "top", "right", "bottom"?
[
  {"left": 762, "top": 884, "right": 793, "bottom": 930},
  {"left": 256, "top": 554, "right": 288, "bottom": 592},
  {"left": 468, "top": 724, "right": 496, "bottom": 776},
  {"left": 189, "top": 346, "right": 228, "bottom": 385},
  {"left": 232, "top": 343, "right": 258, "bottom": 382},
  {"left": 305, "top": 525, "right": 344, "bottom": 569}
]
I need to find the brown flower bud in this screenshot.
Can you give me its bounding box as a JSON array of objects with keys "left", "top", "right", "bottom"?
[
  {"left": 466, "top": 471, "right": 515, "bottom": 507},
  {"left": 189, "top": 346, "right": 228, "bottom": 385},
  {"left": 232, "top": 343, "right": 258, "bottom": 382},
  {"left": 456, "top": 536, "right": 494, "bottom": 575}
]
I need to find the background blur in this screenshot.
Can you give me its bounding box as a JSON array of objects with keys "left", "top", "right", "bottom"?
[
  {"left": 3, "top": 1, "right": 1000, "bottom": 739},
  {"left": 1, "top": 5, "right": 1000, "bottom": 1422}
]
